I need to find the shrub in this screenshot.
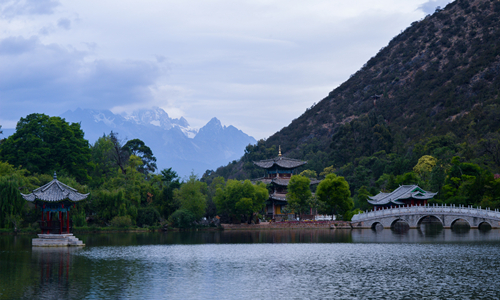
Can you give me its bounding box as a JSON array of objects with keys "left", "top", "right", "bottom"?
[
  {"left": 168, "top": 209, "right": 195, "bottom": 228},
  {"left": 137, "top": 207, "right": 160, "bottom": 227},
  {"left": 109, "top": 215, "right": 133, "bottom": 228}
]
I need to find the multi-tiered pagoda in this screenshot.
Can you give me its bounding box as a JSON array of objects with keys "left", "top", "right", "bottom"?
[
  {"left": 254, "top": 147, "right": 317, "bottom": 220},
  {"left": 21, "top": 172, "right": 87, "bottom": 247}
]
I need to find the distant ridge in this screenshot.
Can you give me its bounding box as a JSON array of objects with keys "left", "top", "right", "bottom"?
[{"left": 59, "top": 107, "right": 256, "bottom": 178}]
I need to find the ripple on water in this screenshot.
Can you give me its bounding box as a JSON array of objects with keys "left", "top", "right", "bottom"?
[{"left": 65, "top": 243, "right": 500, "bottom": 299}]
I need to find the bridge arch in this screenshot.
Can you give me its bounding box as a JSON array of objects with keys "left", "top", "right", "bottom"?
[
  {"left": 450, "top": 218, "right": 471, "bottom": 228},
  {"left": 416, "top": 215, "right": 443, "bottom": 227},
  {"left": 390, "top": 218, "right": 410, "bottom": 228},
  {"left": 371, "top": 222, "right": 383, "bottom": 230},
  {"left": 478, "top": 220, "right": 493, "bottom": 230}
]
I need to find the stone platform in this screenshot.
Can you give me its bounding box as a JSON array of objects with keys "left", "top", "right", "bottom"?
[{"left": 32, "top": 234, "right": 85, "bottom": 247}]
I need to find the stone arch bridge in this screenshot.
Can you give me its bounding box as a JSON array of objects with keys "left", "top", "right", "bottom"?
[{"left": 351, "top": 204, "right": 500, "bottom": 229}]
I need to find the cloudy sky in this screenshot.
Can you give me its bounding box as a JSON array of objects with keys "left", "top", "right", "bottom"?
[{"left": 0, "top": 0, "right": 453, "bottom": 139}]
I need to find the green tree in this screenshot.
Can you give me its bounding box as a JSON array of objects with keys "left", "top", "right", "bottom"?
[
  {"left": 89, "top": 134, "right": 116, "bottom": 188},
  {"left": 316, "top": 173, "right": 353, "bottom": 220},
  {"left": 215, "top": 179, "right": 268, "bottom": 223},
  {"left": 353, "top": 185, "right": 372, "bottom": 211},
  {"left": 174, "top": 174, "right": 207, "bottom": 220},
  {"left": 286, "top": 175, "right": 312, "bottom": 219},
  {"left": 123, "top": 139, "right": 157, "bottom": 174},
  {"left": 155, "top": 167, "right": 181, "bottom": 219},
  {"left": 413, "top": 155, "right": 438, "bottom": 182},
  {"left": 0, "top": 114, "right": 91, "bottom": 182},
  {"left": 206, "top": 176, "right": 225, "bottom": 219},
  {"left": 299, "top": 169, "right": 317, "bottom": 179},
  {"left": 0, "top": 173, "right": 26, "bottom": 229}
]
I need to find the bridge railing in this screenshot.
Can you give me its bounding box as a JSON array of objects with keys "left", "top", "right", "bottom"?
[{"left": 351, "top": 204, "right": 500, "bottom": 222}]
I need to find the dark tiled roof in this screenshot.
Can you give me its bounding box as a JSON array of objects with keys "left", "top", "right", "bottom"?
[
  {"left": 255, "top": 177, "right": 319, "bottom": 187},
  {"left": 253, "top": 156, "right": 306, "bottom": 169},
  {"left": 368, "top": 185, "right": 437, "bottom": 206},
  {"left": 270, "top": 193, "right": 287, "bottom": 201},
  {"left": 21, "top": 174, "right": 89, "bottom": 202}
]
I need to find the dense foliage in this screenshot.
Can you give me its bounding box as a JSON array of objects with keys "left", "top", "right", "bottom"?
[{"left": 0, "top": 113, "right": 92, "bottom": 182}]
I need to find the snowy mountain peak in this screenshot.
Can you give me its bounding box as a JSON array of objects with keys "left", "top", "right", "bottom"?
[{"left": 122, "top": 107, "right": 197, "bottom": 138}]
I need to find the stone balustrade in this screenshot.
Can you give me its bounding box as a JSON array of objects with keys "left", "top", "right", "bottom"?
[{"left": 351, "top": 204, "right": 500, "bottom": 229}]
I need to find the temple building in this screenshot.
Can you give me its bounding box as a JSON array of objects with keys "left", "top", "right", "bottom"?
[
  {"left": 368, "top": 185, "right": 437, "bottom": 210},
  {"left": 253, "top": 147, "right": 319, "bottom": 220},
  {"left": 21, "top": 172, "right": 87, "bottom": 246}
]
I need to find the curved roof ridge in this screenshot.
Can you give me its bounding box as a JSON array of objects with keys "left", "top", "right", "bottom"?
[
  {"left": 253, "top": 155, "right": 307, "bottom": 169},
  {"left": 21, "top": 177, "right": 89, "bottom": 202},
  {"left": 368, "top": 185, "right": 436, "bottom": 206}
]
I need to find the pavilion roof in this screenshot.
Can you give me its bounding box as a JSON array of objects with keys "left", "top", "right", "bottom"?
[
  {"left": 256, "top": 177, "right": 320, "bottom": 186},
  {"left": 368, "top": 185, "right": 437, "bottom": 206},
  {"left": 270, "top": 192, "right": 287, "bottom": 201},
  {"left": 21, "top": 173, "right": 89, "bottom": 202},
  {"left": 253, "top": 156, "right": 306, "bottom": 169}
]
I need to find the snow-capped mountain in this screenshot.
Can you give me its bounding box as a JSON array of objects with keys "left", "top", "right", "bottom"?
[
  {"left": 122, "top": 107, "right": 198, "bottom": 138},
  {"left": 59, "top": 107, "right": 256, "bottom": 178}
]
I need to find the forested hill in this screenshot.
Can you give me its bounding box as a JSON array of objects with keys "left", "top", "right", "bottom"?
[{"left": 203, "top": 0, "right": 500, "bottom": 188}]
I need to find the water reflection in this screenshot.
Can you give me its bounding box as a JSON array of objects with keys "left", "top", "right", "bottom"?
[{"left": 1, "top": 229, "right": 500, "bottom": 299}]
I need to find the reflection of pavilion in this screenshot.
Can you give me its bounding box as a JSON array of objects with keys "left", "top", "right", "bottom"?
[
  {"left": 32, "top": 247, "right": 81, "bottom": 283},
  {"left": 21, "top": 172, "right": 87, "bottom": 247}
]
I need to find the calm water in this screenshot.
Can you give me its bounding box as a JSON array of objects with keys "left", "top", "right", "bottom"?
[{"left": 1, "top": 227, "right": 500, "bottom": 299}]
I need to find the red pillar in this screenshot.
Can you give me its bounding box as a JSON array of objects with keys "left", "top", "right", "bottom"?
[
  {"left": 47, "top": 212, "right": 50, "bottom": 234},
  {"left": 66, "top": 210, "right": 70, "bottom": 234},
  {"left": 59, "top": 211, "right": 63, "bottom": 234}
]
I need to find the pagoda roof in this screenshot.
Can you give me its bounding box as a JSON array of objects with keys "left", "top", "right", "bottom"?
[
  {"left": 368, "top": 185, "right": 437, "bottom": 206},
  {"left": 256, "top": 177, "right": 320, "bottom": 186},
  {"left": 270, "top": 192, "right": 287, "bottom": 201},
  {"left": 21, "top": 173, "right": 89, "bottom": 202},
  {"left": 253, "top": 156, "right": 306, "bottom": 169}
]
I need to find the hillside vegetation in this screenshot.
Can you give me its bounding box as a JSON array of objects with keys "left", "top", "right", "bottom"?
[{"left": 203, "top": 0, "right": 500, "bottom": 209}]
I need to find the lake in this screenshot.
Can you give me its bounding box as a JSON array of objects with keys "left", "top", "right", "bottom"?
[{"left": 1, "top": 227, "right": 500, "bottom": 299}]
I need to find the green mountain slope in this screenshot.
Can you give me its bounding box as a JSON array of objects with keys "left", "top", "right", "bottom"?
[{"left": 203, "top": 0, "right": 500, "bottom": 202}]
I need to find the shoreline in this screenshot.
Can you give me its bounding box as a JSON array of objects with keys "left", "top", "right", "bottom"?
[{"left": 0, "top": 221, "right": 355, "bottom": 235}]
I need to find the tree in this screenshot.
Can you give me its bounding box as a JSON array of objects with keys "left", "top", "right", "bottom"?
[
  {"left": 123, "top": 139, "right": 157, "bottom": 174},
  {"left": 215, "top": 179, "right": 268, "bottom": 223},
  {"left": 316, "top": 173, "right": 353, "bottom": 220},
  {"left": 174, "top": 174, "right": 207, "bottom": 221},
  {"left": 156, "top": 167, "right": 181, "bottom": 218},
  {"left": 206, "top": 176, "right": 225, "bottom": 219},
  {"left": 413, "top": 155, "right": 438, "bottom": 181},
  {"left": 0, "top": 114, "right": 91, "bottom": 182},
  {"left": 353, "top": 186, "right": 372, "bottom": 211},
  {"left": 109, "top": 131, "right": 129, "bottom": 175},
  {"left": 286, "top": 175, "right": 312, "bottom": 219},
  {"left": 299, "top": 170, "right": 317, "bottom": 179},
  {"left": 89, "top": 134, "right": 116, "bottom": 188},
  {"left": 320, "top": 165, "right": 336, "bottom": 177}
]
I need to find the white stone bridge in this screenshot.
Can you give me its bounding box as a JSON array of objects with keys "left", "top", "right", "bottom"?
[{"left": 350, "top": 204, "right": 500, "bottom": 229}]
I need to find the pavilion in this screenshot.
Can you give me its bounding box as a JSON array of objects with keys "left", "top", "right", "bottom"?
[
  {"left": 253, "top": 147, "right": 319, "bottom": 220},
  {"left": 368, "top": 185, "right": 437, "bottom": 210},
  {"left": 21, "top": 172, "right": 87, "bottom": 247}
]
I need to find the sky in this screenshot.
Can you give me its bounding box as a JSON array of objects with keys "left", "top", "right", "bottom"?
[{"left": 0, "top": 0, "right": 453, "bottom": 139}]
